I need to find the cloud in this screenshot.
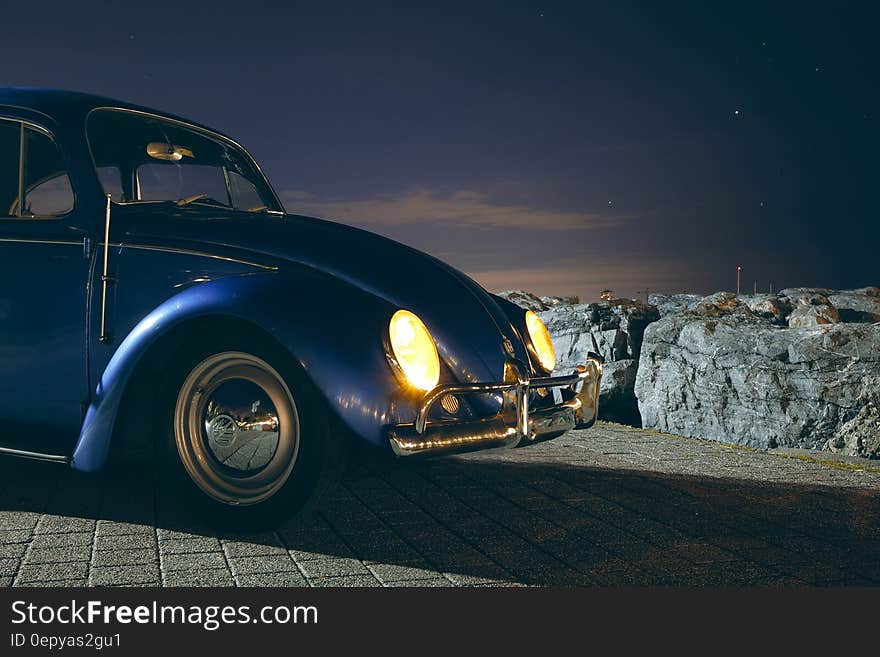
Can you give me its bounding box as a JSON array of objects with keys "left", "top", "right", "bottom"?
[
  {"left": 468, "top": 258, "right": 701, "bottom": 301},
  {"left": 281, "top": 187, "right": 618, "bottom": 231}
]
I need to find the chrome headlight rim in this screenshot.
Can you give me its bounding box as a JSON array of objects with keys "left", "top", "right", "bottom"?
[{"left": 385, "top": 309, "right": 441, "bottom": 392}]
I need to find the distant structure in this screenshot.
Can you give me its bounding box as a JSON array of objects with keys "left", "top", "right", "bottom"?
[{"left": 600, "top": 289, "right": 614, "bottom": 301}]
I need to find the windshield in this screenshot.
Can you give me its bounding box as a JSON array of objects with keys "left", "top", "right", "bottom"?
[{"left": 87, "top": 108, "right": 282, "bottom": 213}]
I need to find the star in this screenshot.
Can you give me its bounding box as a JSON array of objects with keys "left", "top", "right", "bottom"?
[{"left": 734, "top": 109, "right": 740, "bottom": 116}]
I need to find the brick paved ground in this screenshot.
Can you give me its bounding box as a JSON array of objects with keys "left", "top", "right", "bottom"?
[{"left": 2, "top": 423, "right": 879, "bottom": 587}]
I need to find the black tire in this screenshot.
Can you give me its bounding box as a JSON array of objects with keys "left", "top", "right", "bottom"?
[{"left": 161, "top": 341, "right": 345, "bottom": 530}]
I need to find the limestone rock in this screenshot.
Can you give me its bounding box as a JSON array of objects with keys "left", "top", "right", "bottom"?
[
  {"left": 825, "top": 394, "right": 880, "bottom": 459},
  {"left": 648, "top": 293, "right": 703, "bottom": 318},
  {"left": 497, "top": 290, "right": 548, "bottom": 312},
  {"left": 787, "top": 303, "right": 840, "bottom": 327},
  {"left": 828, "top": 288, "right": 880, "bottom": 323},
  {"left": 741, "top": 294, "right": 790, "bottom": 324},
  {"left": 635, "top": 288, "right": 880, "bottom": 453}
]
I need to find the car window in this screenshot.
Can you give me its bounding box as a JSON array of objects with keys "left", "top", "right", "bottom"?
[
  {"left": 0, "top": 119, "right": 74, "bottom": 218},
  {"left": 228, "top": 170, "right": 265, "bottom": 210},
  {"left": 138, "top": 162, "right": 230, "bottom": 206},
  {"left": 88, "top": 108, "right": 282, "bottom": 213},
  {"left": 96, "top": 166, "right": 124, "bottom": 201},
  {"left": 22, "top": 128, "right": 74, "bottom": 216}
]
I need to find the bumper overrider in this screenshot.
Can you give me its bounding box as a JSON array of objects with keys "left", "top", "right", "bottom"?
[{"left": 388, "top": 356, "right": 603, "bottom": 457}]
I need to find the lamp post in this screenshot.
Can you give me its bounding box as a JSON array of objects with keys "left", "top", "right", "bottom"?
[{"left": 736, "top": 265, "right": 742, "bottom": 295}]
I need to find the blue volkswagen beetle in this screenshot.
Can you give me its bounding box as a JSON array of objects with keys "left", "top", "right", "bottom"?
[{"left": 0, "top": 88, "right": 602, "bottom": 525}]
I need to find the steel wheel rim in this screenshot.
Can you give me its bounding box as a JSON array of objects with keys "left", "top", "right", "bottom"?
[{"left": 174, "top": 352, "right": 300, "bottom": 506}]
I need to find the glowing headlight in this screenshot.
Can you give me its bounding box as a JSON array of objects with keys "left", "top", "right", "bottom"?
[
  {"left": 388, "top": 310, "right": 440, "bottom": 391},
  {"left": 525, "top": 310, "right": 555, "bottom": 373}
]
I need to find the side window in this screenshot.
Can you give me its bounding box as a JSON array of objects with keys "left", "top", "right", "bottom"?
[
  {"left": 228, "top": 170, "right": 265, "bottom": 210},
  {"left": 0, "top": 120, "right": 74, "bottom": 218},
  {"left": 96, "top": 166, "right": 124, "bottom": 201},
  {"left": 22, "top": 128, "right": 74, "bottom": 216},
  {"left": 0, "top": 120, "right": 20, "bottom": 216}
]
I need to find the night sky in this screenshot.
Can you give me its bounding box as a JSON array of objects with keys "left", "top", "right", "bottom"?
[{"left": 3, "top": 1, "right": 877, "bottom": 301}]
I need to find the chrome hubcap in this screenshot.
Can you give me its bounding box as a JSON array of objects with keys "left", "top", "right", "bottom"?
[
  {"left": 174, "top": 352, "right": 300, "bottom": 506},
  {"left": 202, "top": 379, "right": 281, "bottom": 472}
]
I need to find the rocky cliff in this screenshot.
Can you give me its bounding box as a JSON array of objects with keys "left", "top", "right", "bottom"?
[
  {"left": 635, "top": 288, "right": 880, "bottom": 458},
  {"left": 501, "top": 287, "right": 880, "bottom": 459}
]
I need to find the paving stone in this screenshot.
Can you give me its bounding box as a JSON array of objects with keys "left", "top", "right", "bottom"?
[
  {"left": 222, "top": 540, "right": 288, "bottom": 557},
  {"left": 235, "top": 571, "right": 309, "bottom": 587},
  {"left": 90, "top": 565, "right": 161, "bottom": 586},
  {"left": 95, "top": 533, "right": 158, "bottom": 551},
  {"left": 161, "top": 551, "right": 227, "bottom": 571},
  {"left": 0, "top": 529, "right": 32, "bottom": 544},
  {"left": 35, "top": 516, "right": 95, "bottom": 534},
  {"left": 0, "top": 512, "right": 41, "bottom": 531},
  {"left": 3, "top": 423, "right": 880, "bottom": 587},
  {"left": 164, "top": 569, "right": 236, "bottom": 587},
  {"left": 156, "top": 527, "right": 204, "bottom": 540},
  {"left": 387, "top": 577, "right": 454, "bottom": 587},
  {"left": 17, "top": 579, "right": 89, "bottom": 587},
  {"left": 228, "top": 555, "right": 300, "bottom": 576},
  {"left": 298, "top": 557, "right": 370, "bottom": 578},
  {"left": 158, "top": 537, "right": 222, "bottom": 554},
  {"left": 16, "top": 562, "right": 89, "bottom": 583},
  {"left": 96, "top": 520, "right": 153, "bottom": 536},
  {"left": 0, "top": 557, "right": 20, "bottom": 577},
  {"left": 441, "top": 567, "right": 516, "bottom": 586},
  {"left": 366, "top": 561, "right": 441, "bottom": 583},
  {"left": 30, "top": 532, "right": 93, "bottom": 549},
  {"left": 93, "top": 548, "right": 156, "bottom": 568},
  {"left": 0, "top": 543, "right": 26, "bottom": 559},
  {"left": 25, "top": 545, "right": 92, "bottom": 564},
  {"left": 307, "top": 575, "right": 383, "bottom": 587},
  {"left": 288, "top": 545, "right": 354, "bottom": 561}
]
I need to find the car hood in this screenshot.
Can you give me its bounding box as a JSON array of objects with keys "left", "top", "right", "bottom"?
[{"left": 119, "top": 206, "right": 532, "bottom": 385}]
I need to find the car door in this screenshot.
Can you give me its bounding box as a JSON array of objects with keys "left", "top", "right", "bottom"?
[{"left": 0, "top": 116, "right": 90, "bottom": 456}]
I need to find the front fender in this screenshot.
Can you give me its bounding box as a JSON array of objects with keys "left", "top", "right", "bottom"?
[{"left": 72, "top": 270, "right": 410, "bottom": 471}]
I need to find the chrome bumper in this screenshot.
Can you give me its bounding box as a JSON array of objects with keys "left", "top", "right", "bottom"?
[{"left": 388, "top": 357, "right": 602, "bottom": 457}]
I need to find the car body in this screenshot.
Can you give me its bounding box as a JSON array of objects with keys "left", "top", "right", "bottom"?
[{"left": 0, "top": 88, "right": 602, "bottom": 522}]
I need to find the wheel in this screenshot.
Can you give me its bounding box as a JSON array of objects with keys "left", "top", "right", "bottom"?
[{"left": 165, "top": 348, "right": 342, "bottom": 529}]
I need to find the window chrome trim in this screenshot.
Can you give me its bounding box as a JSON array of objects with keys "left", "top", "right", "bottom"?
[
  {"left": 111, "top": 241, "right": 278, "bottom": 271},
  {"left": 0, "top": 116, "right": 77, "bottom": 221},
  {"left": 0, "top": 237, "right": 82, "bottom": 246},
  {"left": 16, "top": 123, "right": 24, "bottom": 217},
  {"left": 84, "top": 106, "right": 285, "bottom": 213},
  {"left": 0, "top": 237, "right": 277, "bottom": 270}
]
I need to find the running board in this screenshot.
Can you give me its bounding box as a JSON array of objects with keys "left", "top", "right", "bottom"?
[{"left": 0, "top": 445, "right": 69, "bottom": 464}]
